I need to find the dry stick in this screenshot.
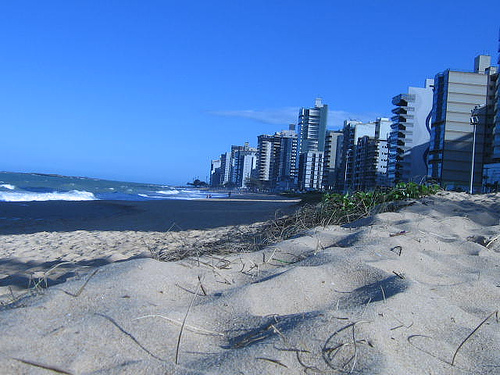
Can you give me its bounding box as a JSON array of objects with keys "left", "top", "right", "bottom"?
[
  {"left": 197, "top": 275, "right": 207, "bottom": 296},
  {"left": 96, "top": 313, "right": 166, "bottom": 361},
  {"left": 361, "top": 297, "right": 372, "bottom": 317},
  {"left": 134, "top": 314, "right": 224, "bottom": 336},
  {"left": 8, "top": 286, "right": 16, "bottom": 301},
  {"left": 390, "top": 245, "right": 403, "bottom": 256},
  {"left": 263, "top": 247, "right": 279, "bottom": 264},
  {"left": 451, "top": 310, "right": 499, "bottom": 366},
  {"left": 322, "top": 321, "right": 370, "bottom": 371},
  {"left": 380, "top": 285, "right": 386, "bottom": 304},
  {"left": 12, "top": 357, "right": 74, "bottom": 375},
  {"left": 392, "top": 271, "right": 405, "bottom": 279},
  {"left": 175, "top": 284, "right": 200, "bottom": 296},
  {"left": 296, "top": 350, "right": 324, "bottom": 373},
  {"left": 349, "top": 324, "right": 359, "bottom": 374},
  {"left": 407, "top": 334, "right": 458, "bottom": 367},
  {"left": 255, "top": 357, "right": 288, "bottom": 368},
  {"left": 31, "top": 261, "right": 75, "bottom": 290},
  {"left": 389, "top": 230, "right": 407, "bottom": 237},
  {"left": 63, "top": 269, "right": 99, "bottom": 297},
  {"left": 486, "top": 234, "right": 500, "bottom": 248},
  {"left": 175, "top": 279, "right": 201, "bottom": 365}
]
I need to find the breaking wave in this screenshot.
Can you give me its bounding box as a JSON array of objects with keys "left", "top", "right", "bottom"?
[{"left": 0, "top": 190, "right": 97, "bottom": 202}]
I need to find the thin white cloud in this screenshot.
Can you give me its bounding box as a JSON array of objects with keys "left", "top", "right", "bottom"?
[
  {"left": 208, "top": 107, "right": 299, "bottom": 126},
  {"left": 208, "top": 107, "right": 387, "bottom": 130}
]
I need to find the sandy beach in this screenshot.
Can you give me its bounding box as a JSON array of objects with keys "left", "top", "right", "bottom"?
[
  {"left": 1, "top": 191, "right": 499, "bottom": 374},
  {"left": 0, "top": 195, "right": 299, "bottom": 295}
]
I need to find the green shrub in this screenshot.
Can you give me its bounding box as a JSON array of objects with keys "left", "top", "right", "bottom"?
[{"left": 265, "top": 183, "right": 441, "bottom": 242}]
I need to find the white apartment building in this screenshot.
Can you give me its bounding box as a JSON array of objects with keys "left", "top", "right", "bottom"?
[
  {"left": 341, "top": 118, "right": 391, "bottom": 192},
  {"left": 388, "top": 79, "right": 434, "bottom": 184},
  {"left": 297, "top": 98, "right": 328, "bottom": 190}
]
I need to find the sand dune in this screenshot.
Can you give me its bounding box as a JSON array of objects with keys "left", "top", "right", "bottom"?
[{"left": 0, "top": 191, "right": 499, "bottom": 374}]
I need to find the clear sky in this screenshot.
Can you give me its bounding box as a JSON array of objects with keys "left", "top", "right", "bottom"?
[{"left": 1, "top": 1, "right": 498, "bottom": 185}]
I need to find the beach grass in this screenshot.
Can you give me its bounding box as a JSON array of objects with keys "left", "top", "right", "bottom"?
[
  {"left": 145, "top": 183, "right": 441, "bottom": 264},
  {"left": 265, "top": 182, "right": 441, "bottom": 243}
]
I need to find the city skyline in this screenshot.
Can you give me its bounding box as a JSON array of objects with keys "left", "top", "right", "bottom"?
[{"left": 1, "top": 1, "right": 499, "bottom": 185}]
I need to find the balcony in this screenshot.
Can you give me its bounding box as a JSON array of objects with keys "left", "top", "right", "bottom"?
[
  {"left": 392, "top": 107, "right": 408, "bottom": 115},
  {"left": 391, "top": 115, "right": 406, "bottom": 123},
  {"left": 392, "top": 93, "right": 415, "bottom": 106}
]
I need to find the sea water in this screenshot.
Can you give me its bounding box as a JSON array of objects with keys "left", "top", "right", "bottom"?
[{"left": 0, "top": 172, "right": 224, "bottom": 202}]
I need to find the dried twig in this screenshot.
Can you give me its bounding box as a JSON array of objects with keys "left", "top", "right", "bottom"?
[
  {"left": 96, "top": 313, "right": 166, "bottom": 361},
  {"left": 12, "top": 357, "right": 74, "bottom": 374},
  {"left": 175, "top": 278, "right": 201, "bottom": 365},
  {"left": 486, "top": 235, "right": 500, "bottom": 249},
  {"left": 380, "top": 285, "right": 386, "bottom": 304},
  {"left": 390, "top": 245, "right": 403, "bottom": 256},
  {"left": 256, "top": 357, "right": 288, "bottom": 368},
  {"left": 63, "top": 269, "right": 99, "bottom": 297},
  {"left": 198, "top": 275, "right": 207, "bottom": 296},
  {"left": 134, "top": 314, "right": 223, "bottom": 336},
  {"left": 451, "top": 310, "right": 499, "bottom": 366},
  {"left": 392, "top": 271, "right": 405, "bottom": 279},
  {"left": 390, "top": 230, "right": 407, "bottom": 237}
]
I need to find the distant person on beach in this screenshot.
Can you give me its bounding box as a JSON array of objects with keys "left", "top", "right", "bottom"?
[{"left": 228, "top": 191, "right": 232, "bottom": 198}]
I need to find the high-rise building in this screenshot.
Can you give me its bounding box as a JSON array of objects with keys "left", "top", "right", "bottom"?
[
  {"left": 428, "top": 55, "right": 497, "bottom": 192},
  {"left": 210, "top": 143, "right": 256, "bottom": 188},
  {"left": 239, "top": 153, "right": 257, "bottom": 188},
  {"left": 356, "top": 118, "right": 391, "bottom": 190},
  {"left": 353, "top": 136, "right": 390, "bottom": 191},
  {"left": 298, "top": 151, "right": 324, "bottom": 190},
  {"left": 257, "top": 134, "right": 275, "bottom": 186},
  {"left": 353, "top": 136, "right": 379, "bottom": 191},
  {"left": 339, "top": 118, "right": 391, "bottom": 192},
  {"left": 323, "top": 130, "right": 343, "bottom": 190},
  {"left": 274, "top": 128, "right": 298, "bottom": 190},
  {"left": 256, "top": 125, "right": 298, "bottom": 190},
  {"left": 482, "top": 32, "right": 500, "bottom": 191},
  {"left": 388, "top": 79, "right": 434, "bottom": 185},
  {"left": 209, "top": 159, "right": 222, "bottom": 186},
  {"left": 220, "top": 152, "right": 232, "bottom": 186},
  {"left": 297, "top": 98, "right": 328, "bottom": 190},
  {"left": 339, "top": 120, "right": 365, "bottom": 192},
  {"left": 230, "top": 143, "right": 257, "bottom": 188}
]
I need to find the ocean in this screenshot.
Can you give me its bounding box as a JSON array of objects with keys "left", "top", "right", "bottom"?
[{"left": 0, "top": 172, "right": 224, "bottom": 202}]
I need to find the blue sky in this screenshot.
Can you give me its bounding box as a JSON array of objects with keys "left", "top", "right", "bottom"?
[{"left": 0, "top": 1, "right": 498, "bottom": 185}]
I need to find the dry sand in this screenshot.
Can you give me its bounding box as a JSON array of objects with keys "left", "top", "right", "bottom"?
[{"left": 0, "top": 191, "right": 499, "bottom": 374}]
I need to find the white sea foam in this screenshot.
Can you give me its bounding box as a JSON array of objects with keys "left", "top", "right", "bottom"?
[
  {"left": 0, "top": 184, "right": 15, "bottom": 190},
  {"left": 158, "top": 190, "right": 180, "bottom": 195},
  {"left": 138, "top": 194, "right": 164, "bottom": 199},
  {"left": 0, "top": 190, "right": 97, "bottom": 202}
]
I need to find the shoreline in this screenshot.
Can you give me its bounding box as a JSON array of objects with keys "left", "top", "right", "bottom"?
[
  {"left": 0, "top": 196, "right": 299, "bottom": 296},
  {"left": 0, "top": 195, "right": 300, "bottom": 235}
]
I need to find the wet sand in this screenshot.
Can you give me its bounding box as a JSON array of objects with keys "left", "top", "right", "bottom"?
[{"left": 0, "top": 195, "right": 300, "bottom": 235}]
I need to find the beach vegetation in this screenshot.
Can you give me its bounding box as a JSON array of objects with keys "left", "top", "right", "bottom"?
[
  {"left": 265, "top": 183, "right": 441, "bottom": 242},
  {"left": 148, "top": 183, "right": 441, "bottom": 262}
]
